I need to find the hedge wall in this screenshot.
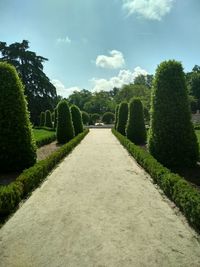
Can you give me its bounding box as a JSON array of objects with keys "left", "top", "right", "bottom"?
[{"left": 112, "top": 128, "right": 200, "bottom": 232}]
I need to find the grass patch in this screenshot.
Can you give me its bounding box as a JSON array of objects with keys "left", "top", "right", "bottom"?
[{"left": 33, "top": 129, "right": 56, "bottom": 148}]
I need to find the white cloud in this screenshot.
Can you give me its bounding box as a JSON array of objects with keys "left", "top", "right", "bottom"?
[
  {"left": 56, "top": 36, "right": 71, "bottom": 44},
  {"left": 96, "top": 50, "right": 125, "bottom": 69},
  {"left": 91, "top": 66, "right": 148, "bottom": 92},
  {"left": 122, "top": 0, "right": 174, "bottom": 21},
  {"left": 51, "top": 79, "right": 80, "bottom": 98}
]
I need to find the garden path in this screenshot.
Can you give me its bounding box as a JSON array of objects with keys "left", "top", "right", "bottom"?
[{"left": 0, "top": 129, "right": 200, "bottom": 267}]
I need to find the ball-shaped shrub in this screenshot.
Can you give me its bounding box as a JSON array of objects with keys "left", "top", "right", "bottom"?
[
  {"left": 45, "top": 110, "right": 53, "bottom": 128},
  {"left": 102, "top": 112, "right": 115, "bottom": 124},
  {"left": 126, "top": 98, "right": 146, "bottom": 145},
  {"left": 57, "top": 100, "right": 75, "bottom": 144},
  {"left": 82, "top": 111, "right": 90, "bottom": 125},
  {"left": 91, "top": 113, "right": 100, "bottom": 125},
  {"left": 0, "top": 62, "right": 36, "bottom": 172},
  {"left": 71, "top": 105, "right": 83, "bottom": 136},
  {"left": 148, "top": 60, "right": 199, "bottom": 168},
  {"left": 114, "top": 105, "right": 119, "bottom": 129},
  {"left": 117, "top": 101, "right": 128, "bottom": 135},
  {"left": 40, "top": 111, "right": 45, "bottom": 127}
]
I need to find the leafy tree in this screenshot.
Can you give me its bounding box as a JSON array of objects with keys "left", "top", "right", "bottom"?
[
  {"left": 102, "top": 112, "right": 115, "bottom": 124},
  {"left": 117, "top": 101, "right": 128, "bottom": 135},
  {"left": 39, "top": 112, "right": 45, "bottom": 127},
  {"left": 45, "top": 110, "right": 53, "bottom": 128},
  {"left": 68, "top": 89, "right": 92, "bottom": 110},
  {"left": 91, "top": 113, "right": 100, "bottom": 124},
  {"left": 126, "top": 98, "right": 146, "bottom": 144},
  {"left": 148, "top": 60, "right": 199, "bottom": 168},
  {"left": 0, "top": 40, "right": 57, "bottom": 124},
  {"left": 134, "top": 74, "right": 153, "bottom": 89},
  {"left": 114, "top": 105, "right": 119, "bottom": 129},
  {"left": 0, "top": 63, "right": 36, "bottom": 172},
  {"left": 71, "top": 105, "right": 83, "bottom": 136},
  {"left": 57, "top": 100, "right": 74, "bottom": 143},
  {"left": 82, "top": 111, "right": 90, "bottom": 125}
]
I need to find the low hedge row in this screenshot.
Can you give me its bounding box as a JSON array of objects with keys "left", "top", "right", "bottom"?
[
  {"left": 34, "top": 126, "right": 55, "bottom": 132},
  {"left": 0, "top": 129, "right": 89, "bottom": 216},
  {"left": 112, "top": 128, "right": 200, "bottom": 232},
  {"left": 36, "top": 134, "right": 56, "bottom": 148}
]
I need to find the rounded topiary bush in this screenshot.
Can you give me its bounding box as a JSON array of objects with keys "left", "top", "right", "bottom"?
[
  {"left": 102, "top": 112, "right": 115, "bottom": 124},
  {"left": 126, "top": 98, "right": 146, "bottom": 145},
  {"left": 117, "top": 101, "right": 128, "bottom": 135},
  {"left": 54, "top": 107, "right": 58, "bottom": 130},
  {"left": 114, "top": 105, "right": 119, "bottom": 129},
  {"left": 148, "top": 60, "right": 199, "bottom": 168},
  {"left": 71, "top": 105, "right": 83, "bottom": 136},
  {"left": 45, "top": 110, "right": 53, "bottom": 128},
  {"left": 40, "top": 111, "right": 45, "bottom": 127},
  {"left": 82, "top": 111, "right": 90, "bottom": 125},
  {"left": 0, "top": 62, "right": 36, "bottom": 172},
  {"left": 91, "top": 113, "right": 100, "bottom": 125},
  {"left": 57, "top": 100, "right": 75, "bottom": 144}
]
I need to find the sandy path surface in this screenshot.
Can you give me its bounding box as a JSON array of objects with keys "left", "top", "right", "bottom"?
[{"left": 0, "top": 129, "right": 200, "bottom": 267}]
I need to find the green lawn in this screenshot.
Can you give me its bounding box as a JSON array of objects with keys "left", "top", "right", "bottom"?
[{"left": 33, "top": 129, "right": 56, "bottom": 147}]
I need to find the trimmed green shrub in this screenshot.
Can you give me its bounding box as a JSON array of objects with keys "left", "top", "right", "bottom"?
[
  {"left": 82, "top": 111, "right": 90, "bottom": 125},
  {"left": 114, "top": 105, "right": 119, "bottom": 129},
  {"left": 148, "top": 60, "right": 199, "bottom": 168},
  {"left": 126, "top": 98, "right": 146, "bottom": 145},
  {"left": 102, "top": 112, "right": 115, "bottom": 124},
  {"left": 45, "top": 110, "right": 53, "bottom": 128},
  {"left": 117, "top": 101, "right": 128, "bottom": 135},
  {"left": 54, "top": 107, "right": 58, "bottom": 130},
  {"left": 71, "top": 105, "right": 83, "bottom": 136},
  {"left": 39, "top": 112, "right": 45, "bottom": 127},
  {"left": 91, "top": 113, "right": 100, "bottom": 125},
  {"left": 112, "top": 129, "right": 200, "bottom": 232},
  {"left": 0, "top": 129, "right": 89, "bottom": 216},
  {"left": 57, "top": 100, "right": 74, "bottom": 144},
  {"left": 0, "top": 62, "right": 36, "bottom": 172}
]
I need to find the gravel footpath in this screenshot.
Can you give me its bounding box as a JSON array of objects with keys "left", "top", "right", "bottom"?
[{"left": 0, "top": 129, "right": 200, "bottom": 267}]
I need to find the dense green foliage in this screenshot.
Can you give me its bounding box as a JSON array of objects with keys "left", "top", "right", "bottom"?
[
  {"left": 82, "top": 111, "right": 90, "bottom": 125},
  {"left": 0, "top": 130, "right": 89, "bottom": 216},
  {"left": 126, "top": 98, "right": 146, "bottom": 144},
  {"left": 39, "top": 112, "right": 45, "bottom": 127},
  {"left": 0, "top": 63, "right": 36, "bottom": 172},
  {"left": 113, "top": 129, "right": 200, "bottom": 232},
  {"left": 0, "top": 40, "right": 57, "bottom": 124},
  {"left": 102, "top": 112, "right": 115, "bottom": 124},
  {"left": 148, "top": 60, "right": 199, "bottom": 168},
  {"left": 45, "top": 110, "right": 53, "bottom": 128},
  {"left": 57, "top": 100, "right": 74, "bottom": 144},
  {"left": 114, "top": 105, "right": 119, "bottom": 129},
  {"left": 54, "top": 107, "right": 58, "bottom": 130},
  {"left": 33, "top": 129, "right": 56, "bottom": 148},
  {"left": 70, "top": 105, "right": 83, "bottom": 136},
  {"left": 90, "top": 113, "right": 100, "bottom": 124},
  {"left": 117, "top": 102, "right": 128, "bottom": 135}
]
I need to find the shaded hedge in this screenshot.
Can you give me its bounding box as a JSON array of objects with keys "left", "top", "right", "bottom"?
[
  {"left": 45, "top": 110, "right": 53, "bottom": 128},
  {"left": 90, "top": 113, "right": 100, "bottom": 125},
  {"left": 102, "top": 112, "right": 115, "bottom": 124},
  {"left": 0, "top": 62, "right": 36, "bottom": 172},
  {"left": 126, "top": 98, "right": 146, "bottom": 145},
  {"left": 71, "top": 105, "right": 83, "bottom": 136},
  {"left": 117, "top": 101, "right": 128, "bottom": 136},
  {"left": 54, "top": 107, "right": 58, "bottom": 130},
  {"left": 148, "top": 60, "right": 199, "bottom": 168},
  {"left": 39, "top": 112, "right": 45, "bottom": 127},
  {"left": 0, "top": 129, "right": 89, "bottom": 217},
  {"left": 82, "top": 111, "right": 90, "bottom": 125},
  {"left": 114, "top": 105, "right": 119, "bottom": 129},
  {"left": 57, "top": 100, "right": 74, "bottom": 144},
  {"left": 112, "top": 129, "right": 200, "bottom": 233}
]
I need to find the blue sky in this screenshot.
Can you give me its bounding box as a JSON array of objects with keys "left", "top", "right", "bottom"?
[{"left": 0, "top": 0, "right": 200, "bottom": 97}]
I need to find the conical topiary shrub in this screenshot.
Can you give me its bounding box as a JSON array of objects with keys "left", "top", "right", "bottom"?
[
  {"left": 45, "top": 110, "right": 53, "bottom": 128},
  {"left": 148, "top": 60, "right": 199, "bottom": 168},
  {"left": 57, "top": 100, "right": 75, "bottom": 144},
  {"left": 40, "top": 111, "right": 45, "bottom": 127},
  {"left": 114, "top": 105, "right": 119, "bottom": 129},
  {"left": 54, "top": 107, "right": 58, "bottom": 130},
  {"left": 0, "top": 62, "right": 36, "bottom": 172},
  {"left": 126, "top": 98, "right": 146, "bottom": 145},
  {"left": 70, "top": 105, "right": 83, "bottom": 136},
  {"left": 117, "top": 101, "right": 128, "bottom": 135}
]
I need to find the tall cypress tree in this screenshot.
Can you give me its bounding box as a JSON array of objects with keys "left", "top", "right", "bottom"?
[
  {"left": 114, "top": 105, "right": 119, "bottom": 129},
  {"left": 126, "top": 98, "right": 146, "bottom": 145},
  {"left": 0, "top": 63, "right": 36, "bottom": 172},
  {"left": 117, "top": 101, "right": 128, "bottom": 136},
  {"left": 70, "top": 105, "right": 83, "bottom": 136},
  {"left": 39, "top": 111, "right": 45, "bottom": 127},
  {"left": 45, "top": 110, "right": 53, "bottom": 128},
  {"left": 148, "top": 60, "right": 199, "bottom": 168}
]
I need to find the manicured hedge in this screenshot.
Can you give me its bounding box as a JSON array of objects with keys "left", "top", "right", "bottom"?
[
  {"left": 112, "top": 129, "right": 200, "bottom": 232},
  {"left": 0, "top": 129, "right": 89, "bottom": 217},
  {"left": 35, "top": 133, "right": 56, "bottom": 148}
]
